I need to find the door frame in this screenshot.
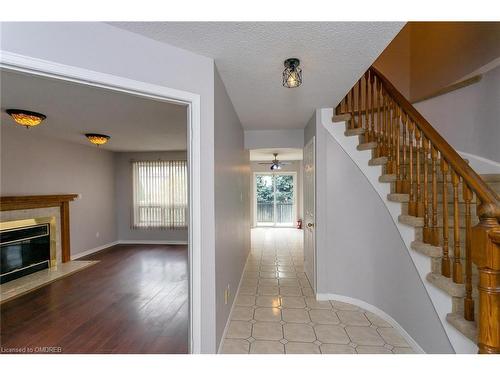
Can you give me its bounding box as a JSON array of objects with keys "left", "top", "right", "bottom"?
[
  {"left": 0, "top": 51, "right": 202, "bottom": 353},
  {"left": 253, "top": 171, "right": 297, "bottom": 227},
  {"left": 303, "top": 137, "right": 316, "bottom": 291}
]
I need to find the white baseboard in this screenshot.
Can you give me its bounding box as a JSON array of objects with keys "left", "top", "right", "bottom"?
[
  {"left": 71, "top": 239, "right": 188, "bottom": 260},
  {"left": 118, "top": 240, "right": 188, "bottom": 245},
  {"left": 71, "top": 241, "right": 120, "bottom": 260},
  {"left": 316, "top": 292, "right": 425, "bottom": 354},
  {"left": 217, "top": 251, "right": 251, "bottom": 354}
]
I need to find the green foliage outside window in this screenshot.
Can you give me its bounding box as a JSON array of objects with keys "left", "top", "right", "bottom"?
[{"left": 256, "top": 174, "right": 293, "bottom": 203}]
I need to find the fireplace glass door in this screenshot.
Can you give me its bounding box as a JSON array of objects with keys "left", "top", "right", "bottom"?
[{"left": 0, "top": 222, "right": 52, "bottom": 284}]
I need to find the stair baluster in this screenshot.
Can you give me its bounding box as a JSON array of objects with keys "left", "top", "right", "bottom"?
[
  {"left": 463, "top": 183, "right": 475, "bottom": 321},
  {"left": 395, "top": 107, "right": 401, "bottom": 186},
  {"left": 397, "top": 114, "right": 408, "bottom": 194},
  {"left": 452, "top": 170, "right": 464, "bottom": 284},
  {"left": 429, "top": 147, "right": 440, "bottom": 246},
  {"left": 364, "top": 71, "right": 370, "bottom": 136},
  {"left": 423, "top": 138, "right": 430, "bottom": 236},
  {"left": 376, "top": 78, "right": 382, "bottom": 157},
  {"left": 350, "top": 87, "right": 355, "bottom": 128},
  {"left": 380, "top": 82, "right": 385, "bottom": 156},
  {"left": 386, "top": 99, "right": 394, "bottom": 173},
  {"left": 358, "top": 78, "right": 362, "bottom": 130},
  {"left": 441, "top": 159, "right": 451, "bottom": 277},
  {"left": 385, "top": 91, "right": 390, "bottom": 157},
  {"left": 415, "top": 129, "right": 424, "bottom": 217},
  {"left": 370, "top": 73, "right": 375, "bottom": 142},
  {"left": 377, "top": 87, "right": 387, "bottom": 156},
  {"left": 391, "top": 100, "right": 398, "bottom": 174},
  {"left": 408, "top": 121, "right": 416, "bottom": 216},
  {"left": 345, "top": 90, "right": 349, "bottom": 117}
]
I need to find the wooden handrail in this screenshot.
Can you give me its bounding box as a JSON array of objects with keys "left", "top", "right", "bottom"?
[{"left": 369, "top": 66, "right": 499, "bottom": 216}]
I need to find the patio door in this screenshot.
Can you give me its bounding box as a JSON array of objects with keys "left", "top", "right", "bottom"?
[{"left": 255, "top": 173, "right": 296, "bottom": 227}]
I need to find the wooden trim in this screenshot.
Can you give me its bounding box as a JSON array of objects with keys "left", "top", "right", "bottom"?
[
  {"left": 1, "top": 194, "right": 78, "bottom": 263},
  {"left": 412, "top": 75, "right": 482, "bottom": 104},
  {"left": 0, "top": 194, "right": 78, "bottom": 211},
  {"left": 370, "top": 66, "right": 499, "bottom": 214},
  {"left": 60, "top": 201, "right": 71, "bottom": 263}
]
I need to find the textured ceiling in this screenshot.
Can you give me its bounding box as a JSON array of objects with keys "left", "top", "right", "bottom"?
[
  {"left": 110, "top": 22, "right": 404, "bottom": 130},
  {"left": 1, "top": 69, "right": 187, "bottom": 152}
]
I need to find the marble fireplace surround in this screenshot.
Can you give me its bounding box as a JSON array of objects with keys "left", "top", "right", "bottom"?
[{"left": 0, "top": 194, "right": 78, "bottom": 263}]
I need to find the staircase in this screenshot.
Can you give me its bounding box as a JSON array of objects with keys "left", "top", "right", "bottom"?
[{"left": 334, "top": 67, "right": 500, "bottom": 354}]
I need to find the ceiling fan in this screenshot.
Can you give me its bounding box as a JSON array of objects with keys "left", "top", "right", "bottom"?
[{"left": 258, "top": 153, "right": 291, "bottom": 171}]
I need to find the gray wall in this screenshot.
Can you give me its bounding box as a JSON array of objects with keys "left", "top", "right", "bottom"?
[
  {"left": 312, "top": 113, "right": 454, "bottom": 353},
  {"left": 250, "top": 161, "right": 303, "bottom": 226},
  {"left": 0, "top": 22, "right": 217, "bottom": 352},
  {"left": 304, "top": 113, "right": 316, "bottom": 144},
  {"left": 114, "top": 151, "right": 188, "bottom": 243},
  {"left": 244, "top": 129, "right": 304, "bottom": 149},
  {"left": 214, "top": 67, "right": 251, "bottom": 348},
  {"left": 1, "top": 126, "right": 117, "bottom": 256},
  {"left": 415, "top": 64, "right": 500, "bottom": 163}
]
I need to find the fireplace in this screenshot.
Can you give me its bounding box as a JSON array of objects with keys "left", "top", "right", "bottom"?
[{"left": 0, "top": 217, "right": 56, "bottom": 284}]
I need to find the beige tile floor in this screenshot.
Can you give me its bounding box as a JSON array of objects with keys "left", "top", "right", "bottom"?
[{"left": 220, "top": 228, "right": 414, "bottom": 354}]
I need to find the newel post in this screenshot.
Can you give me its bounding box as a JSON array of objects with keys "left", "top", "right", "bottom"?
[{"left": 472, "top": 202, "right": 500, "bottom": 354}]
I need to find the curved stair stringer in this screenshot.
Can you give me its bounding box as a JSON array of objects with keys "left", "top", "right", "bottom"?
[{"left": 319, "top": 107, "right": 478, "bottom": 354}]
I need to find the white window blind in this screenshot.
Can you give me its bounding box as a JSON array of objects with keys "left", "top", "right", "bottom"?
[{"left": 132, "top": 160, "right": 188, "bottom": 229}]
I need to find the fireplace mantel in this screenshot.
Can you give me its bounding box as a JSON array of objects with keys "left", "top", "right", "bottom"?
[{"left": 0, "top": 194, "right": 78, "bottom": 262}]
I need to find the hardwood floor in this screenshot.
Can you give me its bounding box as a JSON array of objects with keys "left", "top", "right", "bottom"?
[{"left": 0, "top": 244, "right": 188, "bottom": 354}]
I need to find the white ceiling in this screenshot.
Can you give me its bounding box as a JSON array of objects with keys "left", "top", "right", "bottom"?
[
  {"left": 1, "top": 69, "right": 187, "bottom": 152},
  {"left": 250, "top": 148, "right": 303, "bottom": 161},
  {"left": 110, "top": 22, "right": 404, "bottom": 130}
]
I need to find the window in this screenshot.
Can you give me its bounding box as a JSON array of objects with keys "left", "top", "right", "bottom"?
[
  {"left": 255, "top": 173, "right": 296, "bottom": 227},
  {"left": 132, "top": 160, "right": 188, "bottom": 229}
]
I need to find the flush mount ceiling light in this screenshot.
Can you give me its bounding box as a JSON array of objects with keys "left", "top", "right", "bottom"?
[
  {"left": 282, "top": 58, "right": 302, "bottom": 88},
  {"left": 6, "top": 109, "right": 47, "bottom": 128},
  {"left": 85, "top": 133, "right": 110, "bottom": 146}
]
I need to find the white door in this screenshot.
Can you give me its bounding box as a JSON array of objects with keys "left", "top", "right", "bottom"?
[{"left": 303, "top": 137, "right": 316, "bottom": 291}]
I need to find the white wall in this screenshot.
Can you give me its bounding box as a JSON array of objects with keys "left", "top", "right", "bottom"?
[
  {"left": 0, "top": 22, "right": 217, "bottom": 352},
  {"left": 311, "top": 110, "right": 454, "bottom": 353},
  {"left": 250, "top": 161, "right": 303, "bottom": 226},
  {"left": 1, "top": 126, "right": 117, "bottom": 256},
  {"left": 415, "top": 65, "right": 500, "bottom": 164},
  {"left": 214, "top": 67, "right": 251, "bottom": 348},
  {"left": 114, "top": 151, "right": 188, "bottom": 243},
  {"left": 304, "top": 113, "right": 316, "bottom": 145},
  {"left": 244, "top": 129, "right": 304, "bottom": 150}
]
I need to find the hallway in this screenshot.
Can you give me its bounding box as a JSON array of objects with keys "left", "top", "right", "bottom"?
[{"left": 220, "top": 228, "right": 414, "bottom": 354}]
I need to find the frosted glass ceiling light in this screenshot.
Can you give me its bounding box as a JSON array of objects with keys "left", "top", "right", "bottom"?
[
  {"left": 6, "top": 109, "right": 46, "bottom": 128},
  {"left": 85, "top": 133, "right": 110, "bottom": 146}
]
